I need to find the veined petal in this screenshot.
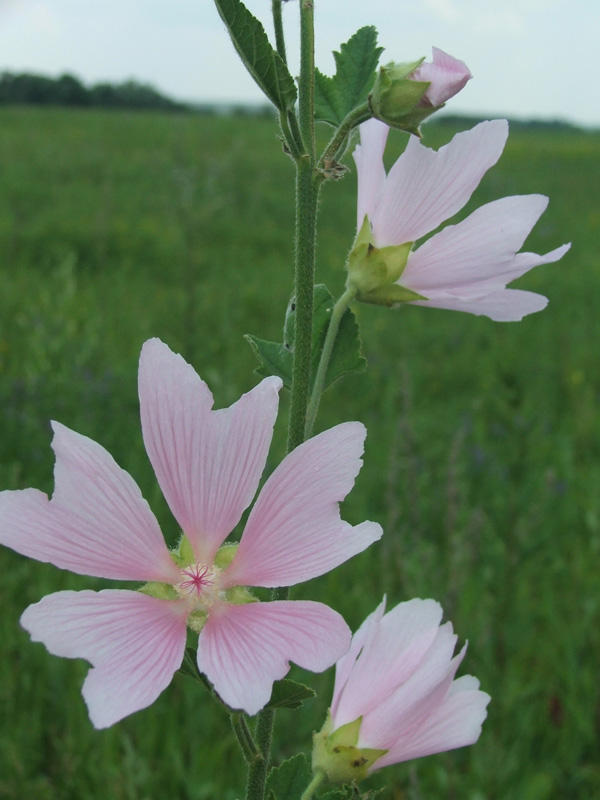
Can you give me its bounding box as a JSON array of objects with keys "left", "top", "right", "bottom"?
[
  {"left": 20, "top": 590, "right": 189, "bottom": 728},
  {"left": 354, "top": 119, "right": 390, "bottom": 230},
  {"left": 0, "top": 423, "right": 178, "bottom": 582},
  {"left": 139, "top": 339, "right": 282, "bottom": 564},
  {"left": 332, "top": 597, "right": 387, "bottom": 719},
  {"left": 402, "top": 195, "right": 570, "bottom": 292},
  {"left": 333, "top": 599, "right": 443, "bottom": 728},
  {"left": 373, "top": 120, "right": 508, "bottom": 246},
  {"left": 197, "top": 600, "right": 350, "bottom": 715},
  {"left": 412, "top": 48, "right": 471, "bottom": 107},
  {"left": 410, "top": 288, "right": 549, "bottom": 321},
  {"left": 222, "top": 423, "right": 382, "bottom": 589},
  {"left": 359, "top": 624, "right": 462, "bottom": 751},
  {"left": 376, "top": 674, "right": 490, "bottom": 767}
]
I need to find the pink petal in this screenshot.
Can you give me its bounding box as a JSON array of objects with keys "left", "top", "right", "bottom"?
[
  {"left": 359, "top": 624, "right": 463, "bottom": 751},
  {"left": 410, "top": 288, "right": 549, "bottom": 321},
  {"left": 20, "top": 590, "right": 189, "bottom": 728},
  {"left": 333, "top": 599, "right": 444, "bottom": 729},
  {"left": 402, "top": 195, "right": 570, "bottom": 292},
  {"left": 139, "top": 338, "right": 282, "bottom": 564},
  {"left": 354, "top": 119, "right": 390, "bottom": 230},
  {"left": 331, "top": 597, "right": 387, "bottom": 719},
  {"left": 221, "top": 423, "right": 382, "bottom": 589},
  {"left": 412, "top": 48, "right": 472, "bottom": 107},
  {"left": 197, "top": 600, "right": 350, "bottom": 715},
  {"left": 0, "top": 423, "right": 179, "bottom": 582},
  {"left": 373, "top": 120, "right": 508, "bottom": 246},
  {"left": 376, "top": 674, "right": 490, "bottom": 767}
]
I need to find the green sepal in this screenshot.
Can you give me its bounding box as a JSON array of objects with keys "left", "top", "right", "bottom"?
[
  {"left": 314, "top": 27, "right": 384, "bottom": 127},
  {"left": 368, "top": 58, "right": 442, "bottom": 134},
  {"left": 138, "top": 581, "right": 178, "bottom": 600},
  {"left": 170, "top": 533, "right": 196, "bottom": 568},
  {"left": 224, "top": 585, "right": 257, "bottom": 605},
  {"left": 266, "top": 753, "right": 312, "bottom": 800},
  {"left": 213, "top": 0, "right": 297, "bottom": 112},
  {"left": 266, "top": 678, "right": 317, "bottom": 710},
  {"left": 246, "top": 285, "right": 366, "bottom": 391},
  {"left": 213, "top": 543, "right": 239, "bottom": 569},
  {"left": 347, "top": 216, "right": 413, "bottom": 295},
  {"left": 312, "top": 712, "right": 387, "bottom": 785},
  {"left": 359, "top": 283, "right": 427, "bottom": 306}
]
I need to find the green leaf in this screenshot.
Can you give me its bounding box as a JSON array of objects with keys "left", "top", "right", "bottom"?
[
  {"left": 266, "top": 754, "right": 312, "bottom": 800},
  {"left": 214, "top": 0, "right": 297, "bottom": 112},
  {"left": 177, "top": 647, "right": 214, "bottom": 693},
  {"left": 266, "top": 678, "right": 316, "bottom": 710},
  {"left": 321, "top": 788, "right": 384, "bottom": 800},
  {"left": 314, "top": 27, "right": 383, "bottom": 126},
  {"left": 246, "top": 285, "right": 366, "bottom": 391}
]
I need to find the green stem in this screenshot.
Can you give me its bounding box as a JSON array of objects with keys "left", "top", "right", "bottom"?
[
  {"left": 231, "top": 713, "right": 260, "bottom": 764},
  {"left": 305, "top": 285, "right": 358, "bottom": 439},
  {"left": 319, "top": 102, "right": 371, "bottom": 169},
  {"left": 287, "top": 159, "right": 321, "bottom": 452},
  {"left": 272, "top": 0, "right": 287, "bottom": 63},
  {"left": 245, "top": 6, "right": 319, "bottom": 800},
  {"left": 300, "top": 770, "right": 326, "bottom": 800},
  {"left": 298, "top": 0, "right": 316, "bottom": 161}
]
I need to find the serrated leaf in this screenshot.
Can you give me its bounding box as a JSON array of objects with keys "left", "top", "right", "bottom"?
[
  {"left": 246, "top": 285, "right": 366, "bottom": 391},
  {"left": 314, "top": 27, "right": 383, "bottom": 126},
  {"left": 266, "top": 754, "right": 312, "bottom": 800},
  {"left": 214, "top": 0, "right": 297, "bottom": 112},
  {"left": 266, "top": 678, "right": 316, "bottom": 710}
]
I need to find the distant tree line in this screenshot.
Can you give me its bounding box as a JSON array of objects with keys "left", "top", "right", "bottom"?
[{"left": 0, "top": 71, "right": 188, "bottom": 111}]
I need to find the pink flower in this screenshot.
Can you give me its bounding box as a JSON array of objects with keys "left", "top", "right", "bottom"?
[
  {"left": 411, "top": 48, "right": 472, "bottom": 108},
  {"left": 352, "top": 118, "right": 571, "bottom": 320},
  {"left": 0, "top": 338, "right": 382, "bottom": 728},
  {"left": 313, "top": 598, "right": 490, "bottom": 780}
]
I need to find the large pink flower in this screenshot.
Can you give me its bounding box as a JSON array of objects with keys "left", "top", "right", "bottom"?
[
  {"left": 352, "top": 118, "right": 571, "bottom": 320},
  {"left": 315, "top": 597, "right": 490, "bottom": 777},
  {"left": 0, "top": 338, "right": 382, "bottom": 728}
]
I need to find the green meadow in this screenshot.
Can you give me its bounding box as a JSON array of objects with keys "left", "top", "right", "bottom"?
[{"left": 0, "top": 106, "right": 599, "bottom": 799}]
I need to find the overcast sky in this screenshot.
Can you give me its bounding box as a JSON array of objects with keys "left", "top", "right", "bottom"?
[{"left": 0, "top": 0, "right": 598, "bottom": 127}]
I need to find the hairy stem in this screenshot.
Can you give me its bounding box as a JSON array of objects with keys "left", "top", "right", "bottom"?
[
  {"left": 272, "top": 0, "right": 287, "bottom": 63},
  {"left": 231, "top": 713, "right": 260, "bottom": 764}
]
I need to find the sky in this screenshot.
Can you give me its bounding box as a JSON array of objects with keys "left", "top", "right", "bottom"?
[{"left": 0, "top": 0, "right": 598, "bottom": 127}]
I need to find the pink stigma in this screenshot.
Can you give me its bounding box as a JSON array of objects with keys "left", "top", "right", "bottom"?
[{"left": 178, "top": 563, "right": 214, "bottom": 596}]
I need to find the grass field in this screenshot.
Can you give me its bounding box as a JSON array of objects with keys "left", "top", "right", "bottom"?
[{"left": 0, "top": 106, "right": 599, "bottom": 800}]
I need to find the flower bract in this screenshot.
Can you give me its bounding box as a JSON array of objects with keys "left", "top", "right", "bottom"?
[{"left": 0, "top": 338, "right": 382, "bottom": 727}]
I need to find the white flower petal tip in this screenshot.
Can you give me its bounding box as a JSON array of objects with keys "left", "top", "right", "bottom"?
[
  {"left": 352, "top": 119, "right": 567, "bottom": 319},
  {"left": 412, "top": 47, "right": 472, "bottom": 107},
  {"left": 198, "top": 601, "right": 351, "bottom": 716},
  {"left": 322, "top": 598, "right": 490, "bottom": 772}
]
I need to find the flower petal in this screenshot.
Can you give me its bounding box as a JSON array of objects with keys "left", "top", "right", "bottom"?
[
  {"left": 333, "top": 599, "right": 444, "bottom": 728},
  {"left": 139, "top": 338, "right": 282, "bottom": 563},
  {"left": 412, "top": 48, "right": 472, "bottom": 107},
  {"left": 409, "top": 288, "right": 549, "bottom": 321},
  {"left": 376, "top": 674, "right": 490, "bottom": 767},
  {"left": 197, "top": 600, "right": 350, "bottom": 715},
  {"left": 0, "top": 422, "right": 178, "bottom": 582},
  {"left": 359, "top": 623, "right": 463, "bottom": 752},
  {"left": 354, "top": 119, "right": 390, "bottom": 230},
  {"left": 331, "top": 597, "right": 387, "bottom": 720},
  {"left": 222, "top": 422, "right": 382, "bottom": 588},
  {"left": 20, "top": 590, "right": 189, "bottom": 728},
  {"left": 373, "top": 120, "right": 508, "bottom": 246},
  {"left": 402, "top": 195, "right": 570, "bottom": 293}
]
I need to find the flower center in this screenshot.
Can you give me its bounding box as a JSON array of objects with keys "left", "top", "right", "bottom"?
[{"left": 176, "top": 562, "right": 215, "bottom": 597}]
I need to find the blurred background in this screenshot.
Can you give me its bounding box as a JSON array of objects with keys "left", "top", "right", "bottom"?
[{"left": 0, "top": 2, "right": 599, "bottom": 799}]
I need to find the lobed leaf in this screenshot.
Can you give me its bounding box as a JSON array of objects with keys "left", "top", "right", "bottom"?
[{"left": 266, "top": 754, "right": 312, "bottom": 800}]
